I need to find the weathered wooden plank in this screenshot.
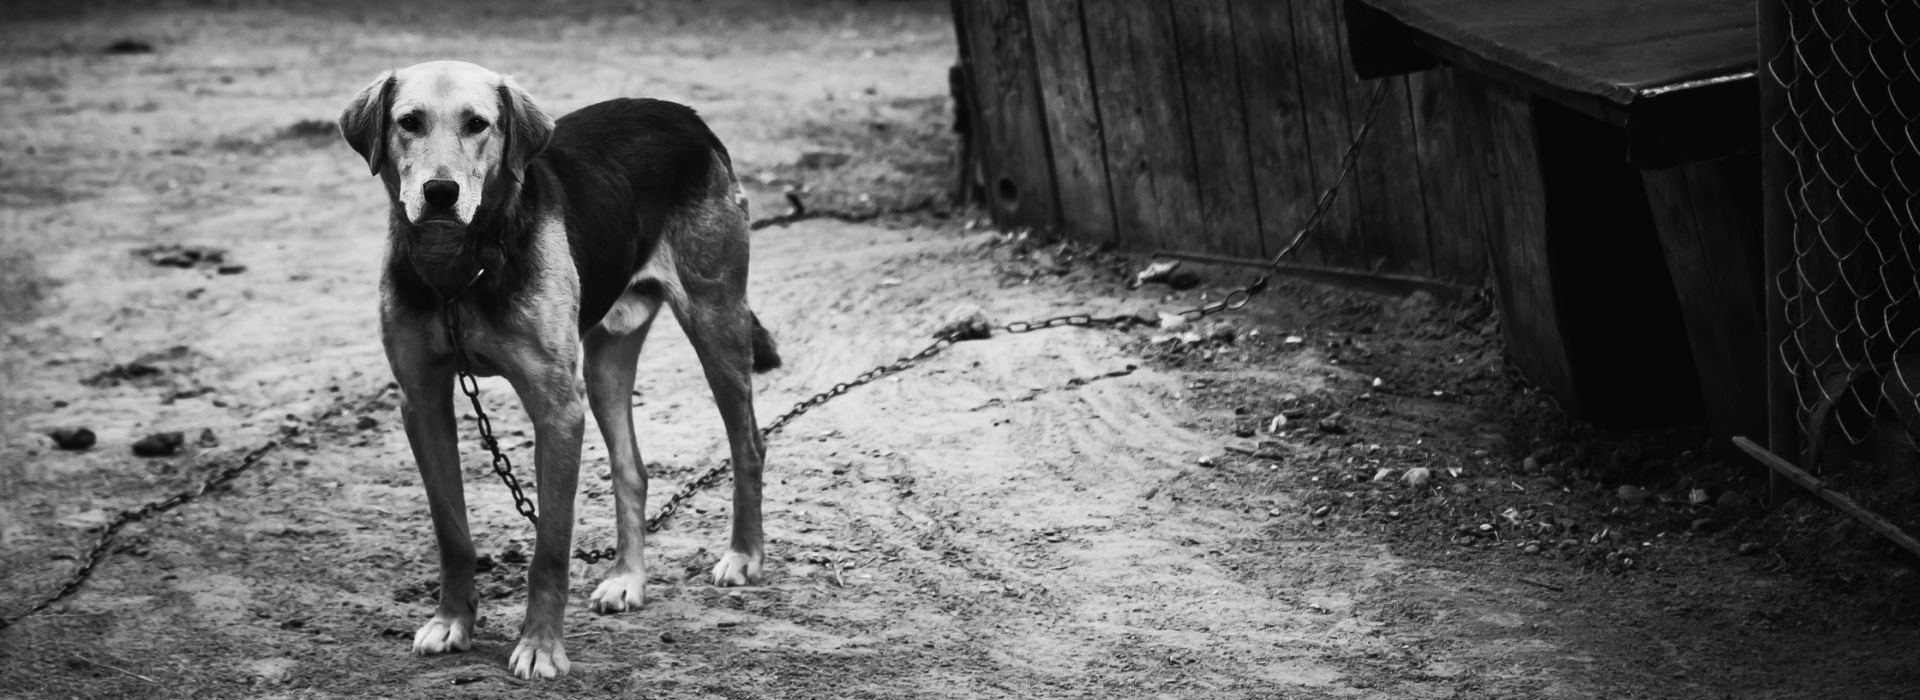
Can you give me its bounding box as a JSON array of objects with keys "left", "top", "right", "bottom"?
[
  {"left": 1337, "top": 2, "right": 1430, "bottom": 278},
  {"left": 1462, "top": 76, "right": 1580, "bottom": 411},
  {"left": 1170, "top": 0, "right": 1262, "bottom": 258},
  {"left": 1289, "top": 0, "right": 1363, "bottom": 269},
  {"left": 958, "top": 0, "right": 1059, "bottom": 231},
  {"left": 1027, "top": 0, "right": 1116, "bottom": 245},
  {"left": 1407, "top": 67, "right": 1489, "bottom": 285},
  {"left": 1231, "top": 0, "right": 1322, "bottom": 265},
  {"left": 1642, "top": 156, "right": 1767, "bottom": 441},
  {"left": 1082, "top": 0, "right": 1204, "bottom": 251}
]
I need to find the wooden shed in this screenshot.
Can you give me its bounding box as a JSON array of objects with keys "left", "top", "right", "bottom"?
[{"left": 952, "top": 0, "right": 1768, "bottom": 441}]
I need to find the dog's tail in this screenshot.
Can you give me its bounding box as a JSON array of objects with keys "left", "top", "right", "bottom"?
[{"left": 751, "top": 312, "right": 782, "bottom": 373}]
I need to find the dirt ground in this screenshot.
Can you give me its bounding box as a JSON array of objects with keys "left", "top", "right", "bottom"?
[{"left": 3, "top": 1, "right": 1919, "bottom": 698}]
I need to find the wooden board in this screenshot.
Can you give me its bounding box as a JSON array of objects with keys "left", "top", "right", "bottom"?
[
  {"left": 1026, "top": 0, "right": 1116, "bottom": 245},
  {"left": 1288, "top": 0, "right": 1363, "bottom": 269},
  {"left": 1231, "top": 0, "right": 1323, "bottom": 266},
  {"left": 1350, "top": 0, "right": 1756, "bottom": 166},
  {"left": 1356, "top": 0, "right": 1752, "bottom": 106},
  {"left": 956, "top": 0, "right": 1059, "bottom": 230},
  {"left": 1082, "top": 0, "right": 1204, "bottom": 251},
  {"left": 1169, "top": 0, "right": 1262, "bottom": 258},
  {"left": 1407, "top": 67, "right": 1488, "bottom": 285},
  {"left": 1642, "top": 156, "right": 1767, "bottom": 441},
  {"left": 1337, "top": 1, "right": 1430, "bottom": 277},
  {"left": 1462, "top": 76, "right": 1579, "bottom": 410}
]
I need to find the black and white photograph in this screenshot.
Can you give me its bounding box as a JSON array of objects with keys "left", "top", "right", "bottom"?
[{"left": 2, "top": 0, "right": 1918, "bottom": 696}]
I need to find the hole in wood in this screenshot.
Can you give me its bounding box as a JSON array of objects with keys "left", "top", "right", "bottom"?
[{"left": 994, "top": 176, "right": 1020, "bottom": 210}]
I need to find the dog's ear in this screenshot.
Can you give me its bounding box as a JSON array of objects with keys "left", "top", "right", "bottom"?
[
  {"left": 339, "top": 71, "right": 396, "bottom": 177},
  {"left": 496, "top": 75, "right": 554, "bottom": 184}
]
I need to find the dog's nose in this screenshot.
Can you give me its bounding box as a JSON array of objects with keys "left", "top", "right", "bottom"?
[{"left": 422, "top": 180, "right": 459, "bottom": 210}]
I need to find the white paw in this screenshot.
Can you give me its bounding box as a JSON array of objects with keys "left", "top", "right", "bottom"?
[
  {"left": 508, "top": 636, "right": 571, "bottom": 680},
  {"left": 710, "top": 550, "right": 762, "bottom": 587},
  {"left": 590, "top": 571, "right": 647, "bottom": 614},
  {"left": 410, "top": 614, "right": 473, "bottom": 655}
]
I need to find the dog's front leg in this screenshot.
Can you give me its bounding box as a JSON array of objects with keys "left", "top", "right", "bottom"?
[
  {"left": 502, "top": 347, "right": 583, "bottom": 680},
  {"left": 386, "top": 333, "right": 478, "bottom": 656}
]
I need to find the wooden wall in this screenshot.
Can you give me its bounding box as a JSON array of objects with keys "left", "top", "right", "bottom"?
[{"left": 954, "top": 0, "right": 1489, "bottom": 288}]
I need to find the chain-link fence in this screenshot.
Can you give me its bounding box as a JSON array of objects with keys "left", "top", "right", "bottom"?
[{"left": 1764, "top": 0, "right": 1920, "bottom": 481}]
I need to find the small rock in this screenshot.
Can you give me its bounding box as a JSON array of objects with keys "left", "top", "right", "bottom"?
[
  {"left": 355, "top": 415, "right": 379, "bottom": 431},
  {"left": 1691, "top": 518, "right": 1720, "bottom": 533},
  {"left": 132, "top": 431, "right": 185, "bottom": 457},
  {"left": 1523, "top": 544, "right": 1541, "bottom": 555},
  {"left": 1267, "top": 414, "right": 1288, "bottom": 432},
  {"left": 1132, "top": 260, "right": 1180, "bottom": 288},
  {"left": 1311, "top": 505, "right": 1331, "bottom": 518},
  {"left": 1157, "top": 312, "right": 1189, "bottom": 331},
  {"left": 934, "top": 305, "right": 993, "bottom": 341},
  {"left": 105, "top": 38, "right": 155, "bottom": 54},
  {"left": 1522, "top": 456, "right": 1541, "bottom": 473},
  {"left": 1402, "top": 467, "right": 1432, "bottom": 487},
  {"left": 1716, "top": 490, "right": 1758, "bottom": 519},
  {"left": 1316, "top": 412, "right": 1348, "bottom": 435},
  {"left": 796, "top": 151, "right": 852, "bottom": 169},
  {"left": 1196, "top": 456, "right": 1215, "bottom": 468},
  {"left": 1371, "top": 467, "right": 1393, "bottom": 482},
  {"left": 48, "top": 427, "right": 96, "bottom": 450},
  {"left": 1688, "top": 488, "right": 1710, "bottom": 505},
  {"left": 1370, "top": 377, "right": 1383, "bottom": 388},
  {"left": 1737, "top": 542, "right": 1763, "bottom": 556},
  {"left": 196, "top": 428, "right": 218, "bottom": 447},
  {"left": 1617, "top": 485, "right": 1649, "bottom": 505},
  {"left": 659, "top": 632, "right": 677, "bottom": 644},
  {"left": 216, "top": 263, "right": 247, "bottom": 275}
]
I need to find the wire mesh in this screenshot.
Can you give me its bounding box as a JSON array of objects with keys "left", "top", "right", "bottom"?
[{"left": 1766, "top": 0, "right": 1920, "bottom": 471}]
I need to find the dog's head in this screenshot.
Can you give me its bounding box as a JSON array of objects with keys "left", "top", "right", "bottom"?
[{"left": 339, "top": 61, "right": 554, "bottom": 227}]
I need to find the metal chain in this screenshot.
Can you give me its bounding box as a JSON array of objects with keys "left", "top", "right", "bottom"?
[
  {"left": 0, "top": 441, "right": 279, "bottom": 630},
  {"left": 447, "top": 80, "right": 1387, "bottom": 564},
  {"left": 748, "top": 191, "right": 933, "bottom": 231}
]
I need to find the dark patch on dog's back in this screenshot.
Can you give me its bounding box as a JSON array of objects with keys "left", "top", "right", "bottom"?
[{"left": 539, "top": 99, "right": 728, "bottom": 331}]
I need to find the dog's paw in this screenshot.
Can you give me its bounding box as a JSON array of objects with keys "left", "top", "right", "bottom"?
[
  {"left": 410, "top": 614, "right": 474, "bottom": 656},
  {"left": 589, "top": 571, "right": 647, "bottom": 614},
  {"left": 508, "top": 636, "right": 571, "bottom": 680},
  {"left": 710, "top": 550, "right": 762, "bottom": 587}
]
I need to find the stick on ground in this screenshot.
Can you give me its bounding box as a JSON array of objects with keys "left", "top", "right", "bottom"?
[{"left": 1732, "top": 436, "right": 1920, "bottom": 560}]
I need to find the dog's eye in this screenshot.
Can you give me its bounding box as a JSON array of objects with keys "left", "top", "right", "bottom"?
[
  {"left": 466, "top": 117, "right": 490, "bottom": 134},
  {"left": 396, "top": 114, "right": 421, "bottom": 132}
]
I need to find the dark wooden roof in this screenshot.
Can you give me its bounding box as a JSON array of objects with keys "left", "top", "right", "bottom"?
[{"left": 1346, "top": 0, "right": 1757, "bottom": 167}]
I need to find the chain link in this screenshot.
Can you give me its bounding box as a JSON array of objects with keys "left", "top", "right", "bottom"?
[{"left": 0, "top": 441, "right": 280, "bottom": 630}]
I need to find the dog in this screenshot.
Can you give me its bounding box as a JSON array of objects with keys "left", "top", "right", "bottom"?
[{"left": 338, "top": 60, "right": 780, "bottom": 679}]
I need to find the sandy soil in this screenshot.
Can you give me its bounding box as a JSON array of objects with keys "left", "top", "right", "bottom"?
[{"left": 3, "top": 2, "right": 1918, "bottom": 698}]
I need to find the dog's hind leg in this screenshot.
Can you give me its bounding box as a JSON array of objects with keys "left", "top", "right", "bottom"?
[
  {"left": 657, "top": 213, "right": 769, "bottom": 585},
  {"left": 585, "top": 283, "right": 664, "bottom": 613},
  {"left": 674, "top": 284, "right": 767, "bottom": 587}
]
